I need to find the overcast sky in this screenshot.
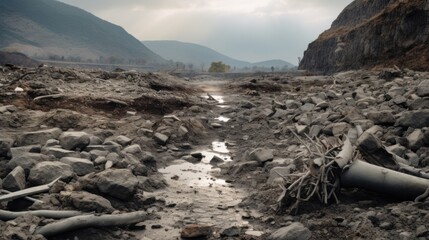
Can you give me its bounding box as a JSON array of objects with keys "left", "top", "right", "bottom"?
[{"left": 58, "top": 0, "right": 353, "bottom": 65}]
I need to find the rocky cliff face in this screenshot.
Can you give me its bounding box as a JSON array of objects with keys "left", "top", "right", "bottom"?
[{"left": 299, "top": 0, "right": 429, "bottom": 74}]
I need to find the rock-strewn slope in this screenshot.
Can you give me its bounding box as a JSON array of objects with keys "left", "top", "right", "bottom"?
[{"left": 299, "top": 0, "right": 429, "bottom": 74}]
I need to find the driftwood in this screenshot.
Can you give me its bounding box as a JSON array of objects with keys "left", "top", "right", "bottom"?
[
  {"left": 33, "top": 94, "right": 64, "bottom": 102},
  {"left": 0, "top": 190, "right": 43, "bottom": 204},
  {"left": 0, "top": 210, "right": 83, "bottom": 221},
  {"left": 0, "top": 177, "right": 60, "bottom": 202},
  {"left": 35, "top": 211, "right": 148, "bottom": 237},
  {"left": 277, "top": 131, "right": 347, "bottom": 213}
]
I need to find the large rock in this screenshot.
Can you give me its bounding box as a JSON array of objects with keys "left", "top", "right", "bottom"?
[
  {"left": 60, "top": 191, "right": 114, "bottom": 213},
  {"left": 396, "top": 110, "right": 429, "bottom": 128},
  {"left": 2, "top": 166, "right": 26, "bottom": 191},
  {"left": 153, "top": 132, "right": 169, "bottom": 145},
  {"left": 0, "top": 138, "right": 13, "bottom": 160},
  {"left": 417, "top": 79, "right": 429, "bottom": 97},
  {"left": 59, "top": 132, "right": 90, "bottom": 150},
  {"left": 82, "top": 169, "right": 139, "bottom": 200},
  {"left": 28, "top": 161, "right": 75, "bottom": 185},
  {"left": 15, "top": 128, "right": 62, "bottom": 146},
  {"left": 249, "top": 148, "right": 274, "bottom": 163},
  {"left": 367, "top": 110, "right": 395, "bottom": 125},
  {"left": 60, "top": 157, "right": 94, "bottom": 176},
  {"left": 7, "top": 153, "right": 51, "bottom": 175},
  {"left": 181, "top": 224, "right": 213, "bottom": 239},
  {"left": 268, "top": 222, "right": 311, "bottom": 240},
  {"left": 299, "top": 0, "right": 429, "bottom": 73},
  {"left": 407, "top": 129, "right": 426, "bottom": 151}
]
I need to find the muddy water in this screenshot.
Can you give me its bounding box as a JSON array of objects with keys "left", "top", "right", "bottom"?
[
  {"left": 136, "top": 87, "right": 258, "bottom": 239},
  {"left": 137, "top": 143, "right": 250, "bottom": 240}
]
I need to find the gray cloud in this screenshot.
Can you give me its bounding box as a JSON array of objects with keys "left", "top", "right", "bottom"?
[{"left": 57, "top": 0, "right": 353, "bottom": 64}]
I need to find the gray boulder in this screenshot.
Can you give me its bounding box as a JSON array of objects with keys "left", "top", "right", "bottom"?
[
  {"left": 82, "top": 169, "right": 139, "bottom": 200},
  {"left": 367, "top": 110, "right": 395, "bottom": 125},
  {"left": 407, "top": 129, "right": 425, "bottom": 151},
  {"left": 15, "top": 128, "right": 62, "bottom": 146},
  {"left": 153, "top": 133, "right": 169, "bottom": 145},
  {"left": 115, "top": 135, "right": 132, "bottom": 147},
  {"left": 0, "top": 138, "right": 13, "bottom": 160},
  {"left": 396, "top": 110, "right": 429, "bottom": 128},
  {"left": 60, "top": 157, "right": 94, "bottom": 176},
  {"left": 59, "top": 132, "right": 90, "bottom": 150},
  {"left": 60, "top": 191, "right": 114, "bottom": 213},
  {"left": 417, "top": 79, "right": 429, "bottom": 97},
  {"left": 2, "top": 166, "right": 26, "bottom": 191},
  {"left": 7, "top": 153, "right": 51, "bottom": 175},
  {"left": 269, "top": 222, "right": 311, "bottom": 240},
  {"left": 28, "top": 161, "right": 75, "bottom": 185}
]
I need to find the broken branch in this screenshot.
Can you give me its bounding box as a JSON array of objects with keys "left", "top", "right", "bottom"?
[
  {"left": 35, "top": 211, "right": 148, "bottom": 237},
  {"left": 0, "top": 209, "right": 83, "bottom": 221},
  {"left": 0, "top": 177, "right": 60, "bottom": 202}
]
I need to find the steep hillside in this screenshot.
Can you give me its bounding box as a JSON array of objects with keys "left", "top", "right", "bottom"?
[
  {"left": 143, "top": 40, "right": 294, "bottom": 70},
  {"left": 0, "top": 51, "right": 39, "bottom": 67},
  {"left": 299, "top": 0, "right": 429, "bottom": 74},
  {"left": 0, "top": 0, "right": 165, "bottom": 64}
]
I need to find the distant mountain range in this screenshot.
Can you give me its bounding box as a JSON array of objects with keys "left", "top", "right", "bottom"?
[
  {"left": 142, "top": 40, "right": 295, "bottom": 70},
  {"left": 0, "top": 0, "right": 165, "bottom": 65}
]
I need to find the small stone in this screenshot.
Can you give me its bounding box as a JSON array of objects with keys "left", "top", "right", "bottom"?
[
  {"left": 367, "top": 111, "right": 395, "bottom": 125},
  {"left": 417, "top": 79, "right": 429, "bottom": 97},
  {"left": 416, "top": 225, "right": 428, "bottom": 237},
  {"left": 220, "top": 226, "right": 241, "bottom": 237},
  {"left": 60, "top": 157, "right": 94, "bottom": 176},
  {"left": 209, "top": 155, "right": 224, "bottom": 165},
  {"left": 59, "top": 132, "right": 90, "bottom": 150},
  {"left": 0, "top": 138, "right": 13, "bottom": 160},
  {"left": 153, "top": 132, "right": 169, "bottom": 145},
  {"left": 268, "top": 222, "right": 311, "bottom": 240},
  {"left": 399, "top": 231, "right": 412, "bottom": 240},
  {"left": 211, "top": 122, "right": 223, "bottom": 128},
  {"left": 396, "top": 110, "right": 429, "bottom": 128},
  {"left": 181, "top": 224, "right": 212, "bottom": 238},
  {"left": 407, "top": 129, "right": 425, "bottom": 151},
  {"left": 60, "top": 191, "right": 114, "bottom": 213},
  {"left": 249, "top": 148, "right": 274, "bottom": 163},
  {"left": 2, "top": 166, "right": 26, "bottom": 191},
  {"left": 379, "top": 222, "right": 393, "bottom": 230},
  {"left": 115, "top": 135, "right": 132, "bottom": 147}
]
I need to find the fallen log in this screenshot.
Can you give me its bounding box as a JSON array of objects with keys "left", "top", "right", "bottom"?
[
  {"left": 0, "top": 210, "right": 83, "bottom": 221},
  {"left": 35, "top": 211, "right": 148, "bottom": 237},
  {"left": 341, "top": 160, "right": 429, "bottom": 200},
  {"left": 33, "top": 94, "right": 64, "bottom": 102},
  {"left": 0, "top": 177, "right": 60, "bottom": 202}
]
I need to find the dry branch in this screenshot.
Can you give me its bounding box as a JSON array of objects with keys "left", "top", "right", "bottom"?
[
  {"left": 0, "top": 210, "right": 83, "bottom": 221},
  {"left": 0, "top": 177, "right": 60, "bottom": 202},
  {"left": 35, "top": 211, "right": 148, "bottom": 237}
]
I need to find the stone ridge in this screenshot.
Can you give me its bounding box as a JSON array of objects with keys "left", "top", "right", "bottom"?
[{"left": 299, "top": 0, "right": 429, "bottom": 74}]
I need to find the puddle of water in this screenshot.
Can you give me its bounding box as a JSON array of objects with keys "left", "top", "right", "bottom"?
[
  {"left": 137, "top": 141, "right": 254, "bottom": 239},
  {"left": 201, "top": 94, "right": 225, "bottom": 104},
  {"left": 215, "top": 116, "right": 230, "bottom": 122},
  {"left": 160, "top": 160, "right": 226, "bottom": 187}
]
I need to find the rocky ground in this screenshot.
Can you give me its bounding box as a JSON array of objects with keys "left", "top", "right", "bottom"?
[{"left": 0, "top": 65, "right": 429, "bottom": 240}]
